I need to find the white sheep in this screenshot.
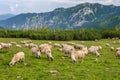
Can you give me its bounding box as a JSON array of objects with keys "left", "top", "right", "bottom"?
[
  {"left": 10, "top": 41, "right": 17, "bottom": 45},
  {"left": 28, "top": 43, "right": 38, "bottom": 48},
  {"left": 54, "top": 43, "right": 61, "bottom": 48},
  {"left": 25, "top": 43, "right": 29, "bottom": 48},
  {"left": 88, "top": 46, "right": 101, "bottom": 57},
  {"left": 16, "top": 44, "right": 22, "bottom": 48},
  {"left": 39, "top": 44, "right": 54, "bottom": 61},
  {"left": 116, "top": 47, "right": 120, "bottom": 51},
  {"left": 67, "top": 42, "right": 75, "bottom": 45},
  {"left": 116, "top": 50, "right": 120, "bottom": 58},
  {"left": 110, "top": 47, "right": 114, "bottom": 51},
  {"left": 9, "top": 52, "right": 25, "bottom": 66},
  {"left": 105, "top": 43, "right": 110, "bottom": 47},
  {"left": 0, "top": 43, "right": 12, "bottom": 49},
  {"left": 62, "top": 44, "right": 75, "bottom": 57},
  {"left": 0, "top": 45, "right": 2, "bottom": 49},
  {"left": 31, "top": 47, "right": 41, "bottom": 58},
  {"left": 48, "top": 42, "right": 52, "bottom": 45},
  {"left": 74, "top": 44, "right": 85, "bottom": 49},
  {"left": 70, "top": 47, "right": 88, "bottom": 63}
]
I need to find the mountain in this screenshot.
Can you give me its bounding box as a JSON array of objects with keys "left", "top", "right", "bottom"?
[
  {"left": 0, "top": 3, "right": 120, "bottom": 30},
  {"left": 0, "top": 14, "right": 15, "bottom": 21}
]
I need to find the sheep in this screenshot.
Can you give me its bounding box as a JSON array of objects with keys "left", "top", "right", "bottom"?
[
  {"left": 20, "top": 41, "right": 26, "bottom": 44},
  {"left": 110, "top": 47, "right": 114, "bottom": 51},
  {"left": 16, "top": 44, "right": 22, "bottom": 48},
  {"left": 116, "top": 47, "right": 120, "bottom": 58},
  {"left": 62, "top": 44, "right": 75, "bottom": 57},
  {"left": 88, "top": 46, "right": 101, "bottom": 57},
  {"left": 71, "top": 47, "right": 88, "bottom": 63},
  {"left": 74, "top": 44, "right": 85, "bottom": 49},
  {"left": 9, "top": 52, "right": 25, "bottom": 66},
  {"left": 116, "top": 50, "right": 120, "bottom": 58},
  {"left": 116, "top": 47, "right": 120, "bottom": 51},
  {"left": 25, "top": 44, "right": 34, "bottom": 48},
  {"left": 10, "top": 41, "right": 17, "bottom": 45},
  {"left": 31, "top": 47, "right": 41, "bottom": 58},
  {"left": 0, "top": 45, "right": 2, "bottom": 50},
  {"left": 25, "top": 43, "right": 29, "bottom": 48},
  {"left": 0, "top": 43, "right": 12, "bottom": 49},
  {"left": 39, "top": 44, "right": 54, "bottom": 61},
  {"left": 54, "top": 43, "right": 61, "bottom": 48},
  {"left": 105, "top": 43, "right": 110, "bottom": 47},
  {"left": 81, "top": 41, "right": 85, "bottom": 44},
  {"left": 48, "top": 42, "right": 52, "bottom": 45},
  {"left": 66, "top": 42, "right": 75, "bottom": 45}
]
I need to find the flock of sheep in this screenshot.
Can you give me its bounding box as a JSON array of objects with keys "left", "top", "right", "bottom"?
[{"left": 0, "top": 39, "right": 120, "bottom": 66}]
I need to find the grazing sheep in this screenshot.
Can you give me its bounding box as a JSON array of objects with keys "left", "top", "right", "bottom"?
[
  {"left": 110, "top": 47, "right": 114, "bottom": 51},
  {"left": 62, "top": 44, "right": 75, "bottom": 57},
  {"left": 0, "top": 43, "right": 12, "bottom": 49},
  {"left": 70, "top": 52, "right": 77, "bottom": 63},
  {"left": 88, "top": 46, "right": 101, "bottom": 57},
  {"left": 71, "top": 47, "right": 88, "bottom": 63},
  {"left": 48, "top": 42, "right": 52, "bottom": 45},
  {"left": 16, "top": 44, "right": 22, "bottom": 48},
  {"left": 54, "top": 43, "right": 61, "bottom": 48},
  {"left": 20, "top": 41, "right": 26, "bottom": 44},
  {"left": 0, "top": 45, "right": 2, "bottom": 49},
  {"left": 31, "top": 47, "right": 41, "bottom": 58},
  {"left": 25, "top": 43, "right": 29, "bottom": 48},
  {"left": 39, "top": 44, "right": 54, "bottom": 61},
  {"left": 116, "top": 47, "right": 120, "bottom": 51},
  {"left": 105, "top": 43, "right": 110, "bottom": 47},
  {"left": 67, "top": 42, "right": 75, "bottom": 45},
  {"left": 74, "top": 44, "right": 85, "bottom": 49},
  {"left": 10, "top": 41, "right": 17, "bottom": 45},
  {"left": 9, "top": 52, "right": 25, "bottom": 66},
  {"left": 28, "top": 43, "right": 38, "bottom": 48},
  {"left": 116, "top": 50, "right": 120, "bottom": 58},
  {"left": 81, "top": 41, "right": 85, "bottom": 44}
]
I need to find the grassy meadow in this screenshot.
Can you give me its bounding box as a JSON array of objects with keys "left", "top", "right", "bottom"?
[{"left": 0, "top": 38, "right": 120, "bottom": 80}]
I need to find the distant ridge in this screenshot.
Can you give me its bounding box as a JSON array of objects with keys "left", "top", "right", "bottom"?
[{"left": 0, "top": 3, "right": 120, "bottom": 29}]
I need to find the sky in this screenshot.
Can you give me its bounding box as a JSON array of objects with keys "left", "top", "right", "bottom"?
[{"left": 0, "top": 0, "right": 120, "bottom": 15}]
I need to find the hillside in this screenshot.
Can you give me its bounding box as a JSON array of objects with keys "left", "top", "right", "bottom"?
[
  {"left": 0, "top": 14, "right": 15, "bottom": 21},
  {"left": 0, "top": 3, "right": 120, "bottom": 29}
]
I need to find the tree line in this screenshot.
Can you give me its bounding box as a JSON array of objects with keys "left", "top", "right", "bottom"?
[{"left": 0, "top": 28, "right": 120, "bottom": 41}]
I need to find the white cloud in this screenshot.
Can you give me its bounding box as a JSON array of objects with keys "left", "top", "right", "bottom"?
[
  {"left": 51, "top": 0, "right": 70, "bottom": 3},
  {"left": 15, "top": 4, "right": 18, "bottom": 7},
  {"left": 0, "top": 0, "right": 120, "bottom": 14},
  {"left": 10, "top": 6, "right": 15, "bottom": 12}
]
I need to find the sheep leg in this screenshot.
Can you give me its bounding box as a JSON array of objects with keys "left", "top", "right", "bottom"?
[{"left": 47, "top": 53, "right": 54, "bottom": 61}]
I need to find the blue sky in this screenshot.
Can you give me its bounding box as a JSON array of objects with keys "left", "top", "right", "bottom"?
[{"left": 0, "top": 0, "right": 120, "bottom": 15}]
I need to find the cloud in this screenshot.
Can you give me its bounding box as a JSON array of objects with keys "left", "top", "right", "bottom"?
[
  {"left": 9, "top": 3, "right": 18, "bottom": 12},
  {"left": 15, "top": 4, "right": 18, "bottom": 7},
  {"left": 10, "top": 6, "right": 15, "bottom": 12},
  {"left": 51, "top": 0, "right": 70, "bottom": 3},
  {"left": 0, "top": 0, "right": 120, "bottom": 14}
]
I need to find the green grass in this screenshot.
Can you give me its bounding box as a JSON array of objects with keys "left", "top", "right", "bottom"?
[{"left": 0, "top": 38, "right": 120, "bottom": 80}]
